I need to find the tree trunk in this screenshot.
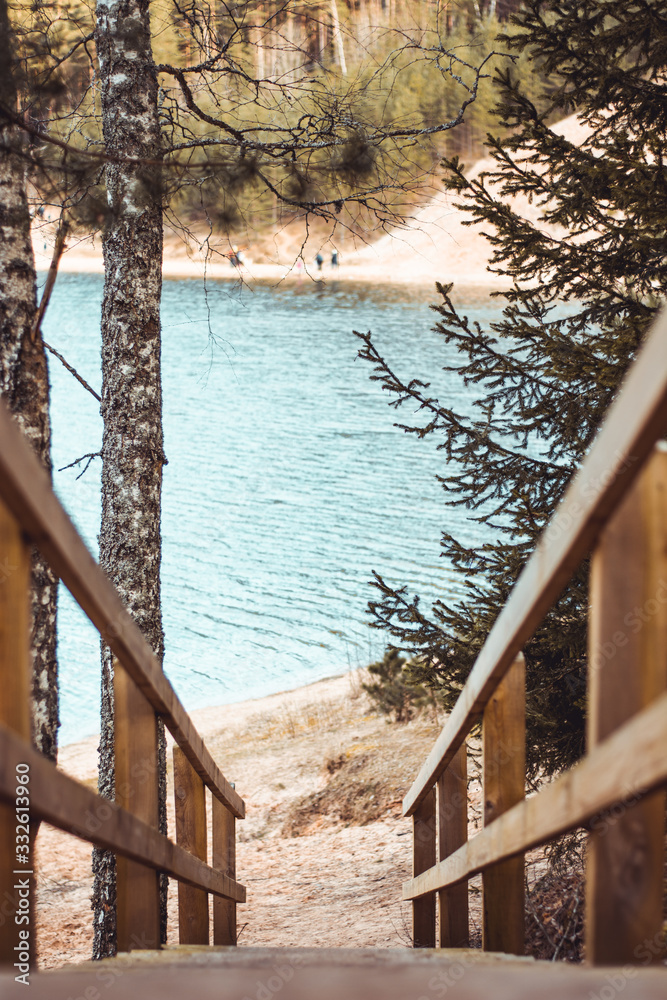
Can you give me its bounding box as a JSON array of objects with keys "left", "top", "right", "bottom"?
[
  {"left": 92, "top": 0, "right": 167, "bottom": 959},
  {"left": 331, "top": 0, "right": 347, "bottom": 75},
  {"left": 0, "top": 0, "right": 59, "bottom": 763}
]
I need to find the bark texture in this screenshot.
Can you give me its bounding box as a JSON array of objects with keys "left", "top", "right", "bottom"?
[
  {"left": 0, "top": 0, "right": 59, "bottom": 762},
  {"left": 92, "top": 0, "right": 167, "bottom": 959}
]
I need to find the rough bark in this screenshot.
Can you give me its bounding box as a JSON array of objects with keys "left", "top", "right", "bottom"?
[
  {"left": 0, "top": 0, "right": 59, "bottom": 762},
  {"left": 91, "top": 0, "right": 167, "bottom": 959}
]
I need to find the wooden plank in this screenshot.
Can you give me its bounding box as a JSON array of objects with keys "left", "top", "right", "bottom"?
[
  {"left": 482, "top": 655, "right": 525, "bottom": 955},
  {"left": 212, "top": 795, "right": 237, "bottom": 946},
  {"left": 3, "top": 949, "right": 667, "bottom": 1000},
  {"left": 586, "top": 447, "right": 667, "bottom": 965},
  {"left": 402, "top": 682, "right": 667, "bottom": 900},
  {"left": 174, "top": 747, "right": 209, "bottom": 945},
  {"left": 412, "top": 788, "right": 436, "bottom": 947},
  {"left": 402, "top": 307, "right": 667, "bottom": 816},
  {"left": 437, "top": 741, "right": 468, "bottom": 948},
  {"left": 0, "top": 725, "right": 246, "bottom": 903},
  {"left": 0, "top": 399, "right": 244, "bottom": 820},
  {"left": 115, "top": 662, "right": 161, "bottom": 951},
  {"left": 0, "top": 499, "right": 34, "bottom": 969}
]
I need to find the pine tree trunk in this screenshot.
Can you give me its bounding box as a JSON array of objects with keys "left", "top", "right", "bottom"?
[
  {"left": 92, "top": 0, "right": 167, "bottom": 959},
  {"left": 0, "top": 0, "right": 59, "bottom": 763}
]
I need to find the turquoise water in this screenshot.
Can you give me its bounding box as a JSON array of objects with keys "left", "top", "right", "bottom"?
[{"left": 43, "top": 274, "right": 497, "bottom": 745}]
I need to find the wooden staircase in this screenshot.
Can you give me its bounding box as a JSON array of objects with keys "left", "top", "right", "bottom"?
[
  {"left": 2, "top": 310, "right": 667, "bottom": 996},
  {"left": 2, "top": 946, "right": 667, "bottom": 999}
]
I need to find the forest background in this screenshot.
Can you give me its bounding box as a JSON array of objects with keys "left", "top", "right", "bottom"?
[{"left": 13, "top": 0, "right": 534, "bottom": 251}]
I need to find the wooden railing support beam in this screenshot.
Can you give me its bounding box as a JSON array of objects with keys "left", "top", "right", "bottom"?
[
  {"left": 0, "top": 499, "right": 34, "bottom": 969},
  {"left": 482, "top": 653, "right": 525, "bottom": 955},
  {"left": 114, "top": 660, "right": 161, "bottom": 951},
  {"left": 412, "top": 787, "right": 436, "bottom": 948},
  {"left": 212, "top": 796, "right": 236, "bottom": 946},
  {"left": 0, "top": 724, "right": 245, "bottom": 901},
  {"left": 586, "top": 446, "right": 667, "bottom": 965},
  {"left": 173, "top": 747, "right": 209, "bottom": 945},
  {"left": 437, "top": 742, "right": 468, "bottom": 948}
]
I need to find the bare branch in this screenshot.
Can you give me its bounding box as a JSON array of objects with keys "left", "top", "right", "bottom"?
[
  {"left": 43, "top": 341, "right": 101, "bottom": 403},
  {"left": 31, "top": 214, "right": 68, "bottom": 342},
  {"left": 58, "top": 451, "right": 102, "bottom": 479}
]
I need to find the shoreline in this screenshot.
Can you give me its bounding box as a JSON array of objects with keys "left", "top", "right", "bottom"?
[
  {"left": 34, "top": 238, "right": 505, "bottom": 290},
  {"left": 33, "top": 112, "right": 589, "bottom": 291},
  {"left": 58, "top": 668, "right": 367, "bottom": 776}
]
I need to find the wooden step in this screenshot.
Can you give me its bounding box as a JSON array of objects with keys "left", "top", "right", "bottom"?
[{"left": 1, "top": 947, "right": 665, "bottom": 999}]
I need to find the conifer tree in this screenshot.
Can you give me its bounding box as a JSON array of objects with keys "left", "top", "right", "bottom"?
[{"left": 357, "top": 0, "right": 667, "bottom": 780}]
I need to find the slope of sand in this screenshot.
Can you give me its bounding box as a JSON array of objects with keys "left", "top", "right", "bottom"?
[
  {"left": 34, "top": 668, "right": 576, "bottom": 969},
  {"left": 35, "top": 672, "right": 468, "bottom": 968},
  {"left": 33, "top": 113, "right": 589, "bottom": 289},
  {"left": 348, "top": 111, "right": 591, "bottom": 285}
]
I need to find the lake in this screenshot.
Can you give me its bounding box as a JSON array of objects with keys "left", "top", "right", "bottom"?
[{"left": 43, "top": 273, "right": 498, "bottom": 745}]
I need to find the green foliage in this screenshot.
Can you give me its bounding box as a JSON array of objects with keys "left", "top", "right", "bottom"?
[
  {"left": 363, "top": 648, "right": 436, "bottom": 723},
  {"left": 9, "top": 0, "right": 543, "bottom": 239},
  {"left": 357, "top": 0, "right": 667, "bottom": 781}
]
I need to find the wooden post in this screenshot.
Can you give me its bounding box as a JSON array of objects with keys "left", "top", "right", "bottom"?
[
  {"left": 482, "top": 653, "right": 525, "bottom": 955},
  {"left": 437, "top": 741, "right": 468, "bottom": 948},
  {"left": 114, "top": 660, "right": 160, "bottom": 951},
  {"left": 586, "top": 445, "right": 667, "bottom": 965},
  {"left": 174, "top": 746, "right": 209, "bottom": 944},
  {"left": 0, "top": 499, "right": 34, "bottom": 969},
  {"left": 412, "top": 787, "right": 436, "bottom": 948},
  {"left": 212, "top": 795, "right": 236, "bottom": 945}
]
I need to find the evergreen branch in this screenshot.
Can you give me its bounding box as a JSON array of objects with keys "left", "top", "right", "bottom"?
[{"left": 355, "top": 328, "right": 565, "bottom": 473}]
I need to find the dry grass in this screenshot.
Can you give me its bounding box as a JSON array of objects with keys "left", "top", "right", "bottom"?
[{"left": 282, "top": 747, "right": 403, "bottom": 836}]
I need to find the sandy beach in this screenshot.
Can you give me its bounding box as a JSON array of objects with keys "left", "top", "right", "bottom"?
[
  {"left": 34, "top": 668, "right": 567, "bottom": 969},
  {"left": 32, "top": 113, "right": 587, "bottom": 292}
]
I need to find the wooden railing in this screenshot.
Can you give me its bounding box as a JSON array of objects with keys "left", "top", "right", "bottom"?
[
  {"left": 403, "top": 307, "right": 667, "bottom": 965},
  {"left": 0, "top": 400, "right": 245, "bottom": 966}
]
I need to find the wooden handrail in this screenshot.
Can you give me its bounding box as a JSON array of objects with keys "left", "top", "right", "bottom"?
[
  {"left": 0, "top": 401, "right": 244, "bottom": 819},
  {"left": 0, "top": 725, "right": 246, "bottom": 903},
  {"left": 403, "top": 307, "right": 667, "bottom": 818},
  {"left": 403, "top": 683, "right": 667, "bottom": 900},
  {"left": 0, "top": 392, "right": 247, "bottom": 961},
  {"left": 404, "top": 307, "right": 667, "bottom": 963}
]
